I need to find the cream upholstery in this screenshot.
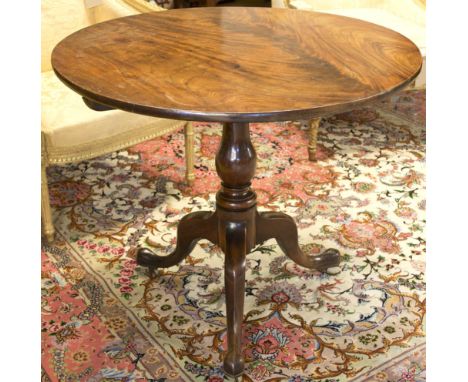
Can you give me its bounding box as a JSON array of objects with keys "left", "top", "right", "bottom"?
[
  {"left": 41, "top": 0, "right": 93, "bottom": 72},
  {"left": 41, "top": 71, "right": 185, "bottom": 157},
  {"left": 272, "top": 0, "right": 426, "bottom": 160},
  {"left": 41, "top": 0, "right": 195, "bottom": 241}
]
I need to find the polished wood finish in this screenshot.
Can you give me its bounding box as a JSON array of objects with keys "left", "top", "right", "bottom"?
[
  {"left": 52, "top": 7, "right": 422, "bottom": 123},
  {"left": 136, "top": 123, "right": 340, "bottom": 376},
  {"left": 51, "top": 8, "right": 422, "bottom": 377}
]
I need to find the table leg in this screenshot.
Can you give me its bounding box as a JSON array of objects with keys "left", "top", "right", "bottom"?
[
  {"left": 256, "top": 211, "right": 341, "bottom": 273},
  {"left": 213, "top": 122, "right": 257, "bottom": 377},
  {"left": 223, "top": 221, "right": 247, "bottom": 377},
  {"left": 136, "top": 122, "right": 341, "bottom": 377},
  {"left": 136, "top": 211, "right": 218, "bottom": 276}
]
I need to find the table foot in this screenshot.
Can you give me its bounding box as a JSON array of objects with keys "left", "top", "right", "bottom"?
[
  {"left": 136, "top": 211, "right": 218, "bottom": 275},
  {"left": 256, "top": 211, "right": 341, "bottom": 274}
]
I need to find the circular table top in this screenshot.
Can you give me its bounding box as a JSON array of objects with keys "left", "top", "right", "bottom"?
[{"left": 52, "top": 7, "right": 422, "bottom": 123}]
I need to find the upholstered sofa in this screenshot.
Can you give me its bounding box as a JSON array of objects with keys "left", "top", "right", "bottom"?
[
  {"left": 42, "top": 0, "right": 195, "bottom": 241},
  {"left": 272, "top": 0, "right": 426, "bottom": 160}
]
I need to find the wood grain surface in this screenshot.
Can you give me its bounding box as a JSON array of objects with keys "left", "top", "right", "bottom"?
[{"left": 52, "top": 7, "right": 422, "bottom": 122}]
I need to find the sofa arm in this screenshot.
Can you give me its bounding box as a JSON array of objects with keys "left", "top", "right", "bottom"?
[
  {"left": 287, "top": 0, "right": 373, "bottom": 11},
  {"left": 271, "top": 0, "right": 290, "bottom": 8},
  {"left": 93, "top": 0, "right": 164, "bottom": 23},
  {"left": 119, "top": 0, "right": 165, "bottom": 13}
]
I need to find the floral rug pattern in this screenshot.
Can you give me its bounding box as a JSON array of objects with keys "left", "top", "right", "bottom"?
[{"left": 42, "top": 89, "right": 426, "bottom": 381}]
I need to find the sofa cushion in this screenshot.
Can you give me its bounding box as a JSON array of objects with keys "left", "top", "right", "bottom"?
[
  {"left": 41, "top": 70, "right": 182, "bottom": 149},
  {"left": 41, "top": 0, "right": 93, "bottom": 72}
]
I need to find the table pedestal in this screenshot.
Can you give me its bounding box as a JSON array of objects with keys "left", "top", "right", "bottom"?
[{"left": 136, "top": 122, "right": 341, "bottom": 377}]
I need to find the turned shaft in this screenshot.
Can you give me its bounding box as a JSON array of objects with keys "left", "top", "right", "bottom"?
[
  {"left": 215, "top": 122, "right": 258, "bottom": 251},
  {"left": 215, "top": 123, "right": 257, "bottom": 212}
]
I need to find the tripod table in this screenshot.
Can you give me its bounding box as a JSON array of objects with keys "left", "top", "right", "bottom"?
[{"left": 52, "top": 7, "right": 422, "bottom": 377}]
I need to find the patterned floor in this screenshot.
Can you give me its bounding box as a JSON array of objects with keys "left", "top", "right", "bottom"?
[{"left": 41, "top": 89, "right": 425, "bottom": 382}]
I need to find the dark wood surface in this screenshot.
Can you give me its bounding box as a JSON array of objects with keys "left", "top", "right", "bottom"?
[{"left": 52, "top": 7, "right": 422, "bottom": 123}]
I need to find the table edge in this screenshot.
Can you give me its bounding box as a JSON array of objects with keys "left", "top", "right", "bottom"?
[{"left": 53, "top": 60, "right": 421, "bottom": 123}]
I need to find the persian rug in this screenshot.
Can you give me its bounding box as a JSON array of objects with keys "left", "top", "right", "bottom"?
[{"left": 41, "top": 89, "right": 426, "bottom": 382}]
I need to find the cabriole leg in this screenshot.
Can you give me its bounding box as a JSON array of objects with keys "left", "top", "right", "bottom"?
[
  {"left": 223, "top": 221, "right": 247, "bottom": 377},
  {"left": 136, "top": 211, "right": 218, "bottom": 275},
  {"left": 256, "top": 211, "right": 341, "bottom": 274}
]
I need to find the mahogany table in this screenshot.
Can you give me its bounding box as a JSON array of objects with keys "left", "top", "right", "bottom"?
[{"left": 52, "top": 7, "right": 422, "bottom": 378}]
